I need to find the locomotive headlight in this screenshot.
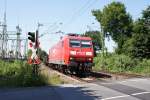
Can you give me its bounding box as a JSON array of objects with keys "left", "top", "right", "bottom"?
[
  {"left": 70, "top": 57, "right": 74, "bottom": 60},
  {"left": 88, "top": 58, "right": 92, "bottom": 61},
  {"left": 86, "top": 52, "right": 92, "bottom": 56},
  {"left": 70, "top": 51, "right": 76, "bottom": 55}
]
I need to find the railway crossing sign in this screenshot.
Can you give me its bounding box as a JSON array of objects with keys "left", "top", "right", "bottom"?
[
  {"left": 28, "top": 46, "right": 40, "bottom": 64},
  {"left": 27, "top": 31, "right": 41, "bottom": 64}
]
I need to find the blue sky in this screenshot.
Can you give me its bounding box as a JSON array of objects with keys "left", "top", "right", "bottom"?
[{"left": 0, "top": 0, "right": 150, "bottom": 53}]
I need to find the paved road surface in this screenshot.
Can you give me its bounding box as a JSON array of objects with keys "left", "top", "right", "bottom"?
[{"left": 0, "top": 78, "right": 150, "bottom": 100}]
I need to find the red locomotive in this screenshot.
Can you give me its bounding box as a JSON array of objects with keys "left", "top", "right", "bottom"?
[{"left": 48, "top": 33, "right": 94, "bottom": 75}]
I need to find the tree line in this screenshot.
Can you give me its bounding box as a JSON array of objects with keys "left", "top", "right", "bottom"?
[{"left": 85, "top": 1, "right": 150, "bottom": 59}]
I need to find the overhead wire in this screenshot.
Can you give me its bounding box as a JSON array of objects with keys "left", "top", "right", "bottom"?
[
  {"left": 62, "top": 0, "right": 98, "bottom": 30},
  {"left": 71, "top": 0, "right": 98, "bottom": 24},
  {"left": 61, "top": 0, "right": 92, "bottom": 30},
  {"left": 39, "top": 22, "right": 64, "bottom": 38},
  {"left": 40, "top": 0, "right": 98, "bottom": 37}
]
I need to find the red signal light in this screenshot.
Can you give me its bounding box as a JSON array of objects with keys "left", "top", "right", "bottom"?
[{"left": 29, "top": 42, "right": 33, "bottom": 48}]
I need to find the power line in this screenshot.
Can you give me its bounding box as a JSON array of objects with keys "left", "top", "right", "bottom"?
[
  {"left": 77, "top": 0, "right": 98, "bottom": 18},
  {"left": 62, "top": 0, "right": 98, "bottom": 30},
  {"left": 61, "top": 0, "right": 92, "bottom": 29},
  {"left": 38, "top": 22, "right": 63, "bottom": 38},
  {"left": 42, "top": 22, "right": 60, "bottom": 35},
  {"left": 68, "top": 0, "right": 92, "bottom": 21}
]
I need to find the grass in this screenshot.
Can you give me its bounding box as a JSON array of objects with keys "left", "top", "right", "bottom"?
[
  {"left": 0, "top": 60, "right": 63, "bottom": 87},
  {"left": 0, "top": 60, "right": 45, "bottom": 87},
  {"left": 39, "top": 66, "right": 65, "bottom": 85},
  {"left": 93, "top": 54, "right": 150, "bottom": 77},
  {"left": 46, "top": 74, "right": 64, "bottom": 85}
]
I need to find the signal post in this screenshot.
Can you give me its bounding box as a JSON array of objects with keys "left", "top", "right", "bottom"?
[{"left": 28, "top": 31, "right": 40, "bottom": 74}]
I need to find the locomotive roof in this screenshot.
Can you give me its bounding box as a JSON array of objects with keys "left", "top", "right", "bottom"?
[
  {"left": 63, "top": 35, "right": 92, "bottom": 40},
  {"left": 49, "top": 35, "right": 92, "bottom": 50}
]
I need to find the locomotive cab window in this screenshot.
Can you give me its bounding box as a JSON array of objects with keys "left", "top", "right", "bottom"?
[
  {"left": 81, "top": 40, "right": 91, "bottom": 48},
  {"left": 70, "top": 39, "right": 80, "bottom": 47}
]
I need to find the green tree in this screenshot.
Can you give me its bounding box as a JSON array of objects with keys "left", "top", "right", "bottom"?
[
  {"left": 84, "top": 31, "right": 102, "bottom": 48},
  {"left": 84, "top": 31, "right": 102, "bottom": 56},
  {"left": 92, "top": 2, "right": 133, "bottom": 53},
  {"left": 124, "top": 6, "right": 150, "bottom": 59},
  {"left": 38, "top": 48, "right": 48, "bottom": 64}
]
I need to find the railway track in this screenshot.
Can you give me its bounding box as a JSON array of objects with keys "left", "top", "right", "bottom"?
[{"left": 41, "top": 63, "right": 143, "bottom": 84}]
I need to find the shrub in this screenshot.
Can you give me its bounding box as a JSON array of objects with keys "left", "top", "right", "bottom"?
[
  {"left": 94, "top": 54, "right": 137, "bottom": 72},
  {"left": 94, "top": 54, "right": 150, "bottom": 76},
  {"left": 107, "top": 54, "right": 137, "bottom": 72},
  {"left": 133, "top": 59, "right": 150, "bottom": 76},
  {"left": 0, "top": 60, "right": 47, "bottom": 87}
]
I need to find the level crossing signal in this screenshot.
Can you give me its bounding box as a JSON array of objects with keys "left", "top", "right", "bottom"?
[
  {"left": 28, "top": 32, "right": 35, "bottom": 42},
  {"left": 27, "top": 31, "right": 40, "bottom": 65}
]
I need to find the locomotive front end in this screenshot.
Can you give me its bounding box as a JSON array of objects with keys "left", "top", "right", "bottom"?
[{"left": 68, "top": 37, "right": 94, "bottom": 74}]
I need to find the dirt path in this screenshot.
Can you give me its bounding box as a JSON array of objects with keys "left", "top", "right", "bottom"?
[{"left": 39, "top": 64, "right": 84, "bottom": 84}]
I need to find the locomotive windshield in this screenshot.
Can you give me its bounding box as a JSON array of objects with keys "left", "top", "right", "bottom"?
[
  {"left": 70, "top": 39, "right": 80, "bottom": 47},
  {"left": 70, "top": 39, "right": 92, "bottom": 48},
  {"left": 81, "top": 40, "right": 91, "bottom": 48}
]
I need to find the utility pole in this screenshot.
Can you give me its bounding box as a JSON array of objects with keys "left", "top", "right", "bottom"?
[
  {"left": 36, "top": 22, "right": 43, "bottom": 54},
  {"left": 16, "top": 25, "right": 22, "bottom": 59},
  {"left": 1, "top": 11, "right": 8, "bottom": 59},
  {"left": 0, "top": 0, "right": 8, "bottom": 59},
  {"left": 100, "top": 24, "right": 105, "bottom": 70},
  {"left": 101, "top": 26, "right": 105, "bottom": 58},
  {"left": 24, "top": 38, "right": 28, "bottom": 59},
  {"left": 37, "top": 22, "right": 43, "bottom": 31},
  {"left": 10, "top": 40, "right": 15, "bottom": 58}
]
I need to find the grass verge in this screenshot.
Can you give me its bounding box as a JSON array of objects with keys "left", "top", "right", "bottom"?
[
  {"left": 93, "top": 54, "right": 150, "bottom": 77},
  {"left": 0, "top": 60, "right": 63, "bottom": 87}
]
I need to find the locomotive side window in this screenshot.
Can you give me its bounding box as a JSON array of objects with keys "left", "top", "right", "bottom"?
[
  {"left": 81, "top": 40, "right": 91, "bottom": 48},
  {"left": 70, "top": 39, "right": 80, "bottom": 47}
]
